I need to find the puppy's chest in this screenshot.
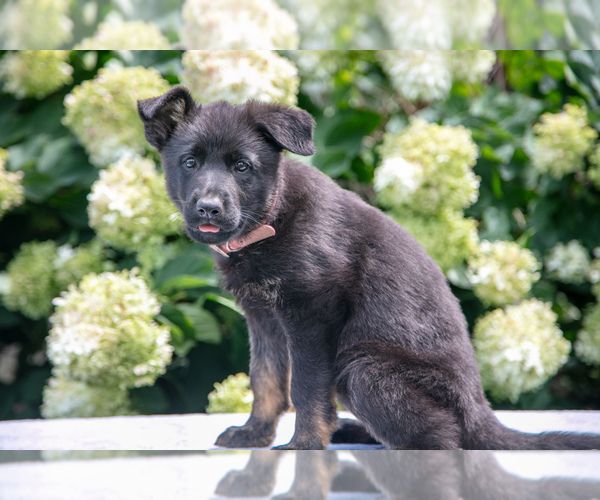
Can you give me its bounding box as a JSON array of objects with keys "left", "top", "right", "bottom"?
[{"left": 220, "top": 263, "right": 284, "bottom": 309}]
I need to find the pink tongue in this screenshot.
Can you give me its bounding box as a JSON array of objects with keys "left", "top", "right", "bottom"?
[{"left": 198, "top": 224, "right": 220, "bottom": 233}]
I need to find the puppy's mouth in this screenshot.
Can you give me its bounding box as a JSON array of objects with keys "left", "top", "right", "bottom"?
[
  {"left": 186, "top": 220, "right": 240, "bottom": 245},
  {"left": 197, "top": 224, "right": 221, "bottom": 233}
]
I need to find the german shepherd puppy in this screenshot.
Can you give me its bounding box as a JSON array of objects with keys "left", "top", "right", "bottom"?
[{"left": 138, "top": 86, "right": 600, "bottom": 450}]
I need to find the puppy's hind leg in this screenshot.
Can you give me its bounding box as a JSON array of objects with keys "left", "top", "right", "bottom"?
[{"left": 335, "top": 341, "right": 462, "bottom": 450}]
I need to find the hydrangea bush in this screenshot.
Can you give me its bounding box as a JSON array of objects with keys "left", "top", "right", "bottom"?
[
  {"left": 180, "top": 0, "right": 299, "bottom": 49},
  {"left": 0, "top": 149, "right": 24, "bottom": 219},
  {"left": 531, "top": 104, "right": 598, "bottom": 179},
  {"left": 374, "top": 119, "right": 480, "bottom": 272},
  {"left": 467, "top": 240, "right": 541, "bottom": 307},
  {"left": 181, "top": 50, "right": 299, "bottom": 105},
  {"left": 379, "top": 50, "right": 496, "bottom": 104},
  {"left": 2, "top": 50, "right": 600, "bottom": 419},
  {"left": 474, "top": 300, "right": 571, "bottom": 403},
  {"left": 206, "top": 373, "right": 253, "bottom": 413},
  {"left": 42, "top": 269, "right": 173, "bottom": 418},
  {"left": 377, "top": 0, "right": 495, "bottom": 50},
  {"left": 376, "top": 118, "right": 480, "bottom": 214},
  {"left": 545, "top": 240, "right": 591, "bottom": 285},
  {"left": 62, "top": 65, "right": 171, "bottom": 167},
  {"left": 41, "top": 377, "right": 134, "bottom": 418},
  {"left": 575, "top": 304, "right": 600, "bottom": 366},
  {"left": 2, "top": 240, "right": 107, "bottom": 320},
  {"left": 75, "top": 20, "right": 171, "bottom": 50},
  {"left": 87, "top": 155, "right": 182, "bottom": 253},
  {"left": 0, "top": 50, "right": 73, "bottom": 99},
  {"left": 0, "top": 0, "right": 72, "bottom": 49}
]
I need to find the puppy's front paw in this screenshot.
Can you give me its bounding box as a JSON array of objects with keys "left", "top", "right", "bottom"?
[
  {"left": 215, "top": 425, "right": 274, "bottom": 448},
  {"left": 272, "top": 439, "right": 325, "bottom": 450}
]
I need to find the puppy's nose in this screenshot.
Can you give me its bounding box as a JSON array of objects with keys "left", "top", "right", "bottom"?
[{"left": 196, "top": 198, "right": 223, "bottom": 218}]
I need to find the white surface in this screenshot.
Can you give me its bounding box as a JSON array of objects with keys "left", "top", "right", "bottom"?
[{"left": 1, "top": 411, "right": 600, "bottom": 451}]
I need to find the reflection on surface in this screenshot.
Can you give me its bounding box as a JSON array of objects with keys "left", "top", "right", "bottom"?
[
  {"left": 1, "top": 449, "right": 599, "bottom": 499},
  {"left": 215, "top": 450, "right": 600, "bottom": 500}
]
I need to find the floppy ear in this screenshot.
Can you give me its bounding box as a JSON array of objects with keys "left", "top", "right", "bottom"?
[
  {"left": 249, "top": 102, "right": 315, "bottom": 156},
  {"left": 137, "top": 86, "right": 197, "bottom": 150}
]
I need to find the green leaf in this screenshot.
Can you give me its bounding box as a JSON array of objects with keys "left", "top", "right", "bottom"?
[
  {"left": 177, "top": 303, "right": 223, "bottom": 344},
  {"left": 491, "top": 169, "right": 504, "bottom": 199},
  {"left": 312, "top": 148, "right": 349, "bottom": 178},
  {"left": 204, "top": 293, "right": 243, "bottom": 316},
  {"left": 153, "top": 244, "right": 215, "bottom": 289},
  {"left": 158, "top": 275, "right": 214, "bottom": 295},
  {"left": 321, "top": 109, "right": 380, "bottom": 156}
]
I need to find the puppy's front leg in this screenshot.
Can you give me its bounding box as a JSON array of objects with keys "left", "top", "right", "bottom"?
[
  {"left": 273, "top": 325, "right": 338, "bottom": 450},
  {"left": 215, "top": 310, "right": 290, "bottom": 448}
]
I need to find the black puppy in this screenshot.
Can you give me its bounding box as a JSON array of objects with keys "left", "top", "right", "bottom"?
[{"left": 139, "top": 86, "right": 600, "bottom": 450}]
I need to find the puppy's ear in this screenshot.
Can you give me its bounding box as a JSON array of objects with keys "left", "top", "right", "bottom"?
[
  {"left": 249, "top": 102, "right": 315, "bottom": 156},
  {"left": 137, "top": 86, "right": 197, "bottom": 150}
]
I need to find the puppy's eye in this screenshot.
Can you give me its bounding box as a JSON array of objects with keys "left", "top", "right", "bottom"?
[
  {"left": 183, "top": 157, "right": 196, "bottom": 169},
  {"left": 235, "top": 160, "right": 250, "bottom": 172}
]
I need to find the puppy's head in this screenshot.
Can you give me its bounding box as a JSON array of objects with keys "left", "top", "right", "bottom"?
[{"left": 138, "top": 86, "right": 314, "bottom": 246}]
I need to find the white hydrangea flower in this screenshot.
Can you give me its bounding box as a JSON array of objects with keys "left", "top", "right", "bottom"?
[
  {"left": 0, "top": 0, "right": 72, "bottom": 49},
  {"left": 41, "top": 376, "right": 134, "bottom": 418},
  {"left": 379, "top": 50, "right": 496, "bottom": 104},
  {"left": 2, "top": 241, "right": 58, "bottom": 319},
  {"left": 575, "top": 303, "right": 600, "bottom": 366},
  {"left": 377, "top": 0, "right": 495, "bottom": 49},
  {"left": 379, "top": 51, "right": 453, "bottom": 104},
  {"left": 180, "top": 0, "right": 299, "bottom": 49},
  {"left": 374, "top": 156, "right": 425, "bottom": 206},
  {"left": 181, "top": 51, "right": 299, "bottom": 105},
  {"left": 474, "top": 299, "right": 571, "bottom": 403},
  {"left": 448, "top": 0, "right": 496, "bottom": 46},
  {"left": 467, "top": 240, "right": 541, "bottom": 307},
  {"left": 87, "top": 155, "right": 182, "bottom": 253},
  {"left": 446, "top": 50, "right": 496, "bottom": 85},
  {"left": 47, "top": 269, "right": 173, "bottom": 390},
  {"left": 206, "top": 373, "right": 254, "bottom": 413},
  {"left": 531, "top": 104, "right": 598, "bottom": 179},
  {"left": 0, "top": 148, "right": 24, "bottom": 219},
  {"left": 0, "top": 50, "right": 73, "bottom": 100},
  {"left": 2, "top": 239, "right": 108, "bottom": 320},
  {"left": 377, "top": 0, "right": 452, "bottom": 50},
  {"left": 75, "top": 20, "right": 171, "bottom": 50},
  {"left": 62, "top": 65, "right": 171, "bottom": 167},
  {"left": 545, "top": 240, "right": 591, "bottom": 285},
  {"left": 377, "top": 118, "right": 480, "bottom": 215}
]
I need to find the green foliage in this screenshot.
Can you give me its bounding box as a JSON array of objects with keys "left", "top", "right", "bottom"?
[{"left": 2, "top": 49, "right": 600, "bottom": 420}]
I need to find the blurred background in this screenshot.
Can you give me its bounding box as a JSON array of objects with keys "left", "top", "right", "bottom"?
[
  {"left": 1, "top": 49, "right": 600, "bottom": 421},
  {"left": 0, "top": 0, "right": 599, "bottom": 50},
  {"left": 0, "top": 0, "right": 600, "bottom": 423}
]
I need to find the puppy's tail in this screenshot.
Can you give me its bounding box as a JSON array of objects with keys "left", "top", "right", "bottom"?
[{"left": 465, "top": 413, "right": 600, "bottom": 450}]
